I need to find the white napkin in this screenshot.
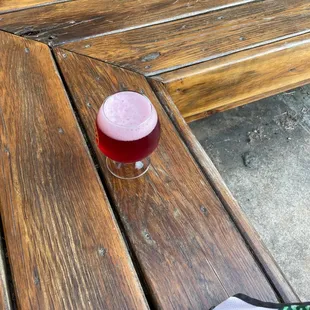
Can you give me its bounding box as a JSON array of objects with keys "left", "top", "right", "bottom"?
[{"left": 212, "top": 294, "right": 310, "bottom": 310}]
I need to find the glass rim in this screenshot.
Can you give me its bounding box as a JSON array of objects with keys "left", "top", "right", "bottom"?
[{"left": 99, "top": 90, "right": 154, "bottom": 129}]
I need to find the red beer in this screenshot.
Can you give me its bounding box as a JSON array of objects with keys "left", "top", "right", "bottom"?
[
  {"left": 96, "top": 121, "right": 160, "bottom": 163},
  {"left": 96, "top": 91, "right": 160, "bottom": 164}
]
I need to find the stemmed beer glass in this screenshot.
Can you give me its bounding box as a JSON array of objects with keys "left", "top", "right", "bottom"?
[{"left": 96, "top": 91, "right": 160, "bottom": 179}]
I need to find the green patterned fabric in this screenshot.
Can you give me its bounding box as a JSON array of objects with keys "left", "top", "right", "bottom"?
[{"left": 281, "top": 306, "right": 310, "bottom": 310}]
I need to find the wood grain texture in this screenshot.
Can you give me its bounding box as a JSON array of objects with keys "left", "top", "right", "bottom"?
[
  {"left": 0, "top": 0, "right": 71, "bottom": 14},
  {"left": 156, "top": 32, "right": 310, "bottom": 122},
  {"left": 62, "top": 0, "right": 310, "bottom": 75},
  {"left": 55, "top": 47, "right": 281, "bottom": 309},
  {"left": 0, "top": 31, "right": 148, "bottom": 309},
  {"left": 149, "top": 79, "right": 300, "bottom": 302},
  {"left": 0, "top": 0, "right": 258, "bottom": 45}
]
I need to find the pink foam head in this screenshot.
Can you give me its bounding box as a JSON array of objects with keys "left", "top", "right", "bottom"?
[{"left": 97, "top": 91, "right": 158, "bottom": 141}]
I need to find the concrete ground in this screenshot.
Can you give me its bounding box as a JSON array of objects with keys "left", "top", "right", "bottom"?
[{"left": 190, "top": 85, "right": 310, "bottom": 301}]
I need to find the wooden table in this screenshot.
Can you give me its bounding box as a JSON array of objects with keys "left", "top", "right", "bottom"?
[{"left": 0, "top": 1, "right": 306, "bottom": 308}]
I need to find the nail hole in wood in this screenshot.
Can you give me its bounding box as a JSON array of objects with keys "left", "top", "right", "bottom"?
[
  {"left": 142, "top": 229, "right": 154, "bottom": 244},
  {"left": 33, "top": 268, "right": 40, "bottom": 286},
  {"left": 200, "top": 206, "right": 208, "bottom": 216},
  {"left": 98, "top": 247, "right": 106, "bottom": 256}
]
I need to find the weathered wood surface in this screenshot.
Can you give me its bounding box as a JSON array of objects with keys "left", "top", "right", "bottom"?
[
  {"left": 156, "top": 33, "right": 310, "bottom": 122},
  {"left": 149, "top": 79, "right": 300, "bottom": 302},
  {"left": 62, "top": 0, "right": 310, "bottom": 75},
  {"left": 0, "top": 0, "right": 255, "bottom": 46},
  {"left": 0, "top": 0, "right": 71, "bottom": 14},
  {"left": 0, "top": 31, "right": 148, "bottom": 309},
  {"left": 55, "top": 47, "right": 281, "bottom": 309}
]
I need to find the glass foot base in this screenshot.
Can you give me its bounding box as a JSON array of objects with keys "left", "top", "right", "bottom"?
[{"left": 106, "top": 157, "right": 150, "bottom": 179}]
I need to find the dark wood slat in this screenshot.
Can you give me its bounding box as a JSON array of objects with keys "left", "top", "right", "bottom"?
[
  {"left": 149, "top": 79, "right": 300, "bottom": 302},
  {"left": 0, "top": 0, "right": 257, "bottom": 45},
  {"left": 0, "top": 31, "right": 148, "bottom": 309},
  {"left": 155, "top": 32, "right": 310, "bottom": 122},
  {"left": 62, "top": 0, "right": 310, "bottom": 75},
  {"left": 55, "top": 47, "right": 280, "bottom": 309},
  {"left": 0, "top": 0, "right": 72, "bottom": 14}
]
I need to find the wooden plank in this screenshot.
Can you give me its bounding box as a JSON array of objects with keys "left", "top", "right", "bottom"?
[
  {"left": 0, "top": 0, "right": 258, "bottom": 45},
  {"left": 62, "top": 0, "right": 310, "bottom": 75},
  {"left": 155, "top": 32, "right": 310, "bottom": 122},
  {"left": 149, "top": 79, "right": 300, "bottom": 302},
  {"left": 0, "top": 0, "right": 72, "bottom": 14},
  {"left": 0, "top": 31, "right": 148, "bottom": 309},
  {"left": 54, "top": 47, "right": 281, "bottom": 309}
]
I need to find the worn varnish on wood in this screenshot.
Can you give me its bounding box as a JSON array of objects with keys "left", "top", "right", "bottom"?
[
  {"left": 156, "top": 32, "right": 310, "bottom": 122},
  {"left": 0, "top": 0, "right": 258, "bottom": 45},
  {"left": 0, "top": 0, "right": 71, "bottom": 14},
  {"left": 55, "top": 48, "right": 281, "bottom": 309},
  {"left": 62, "top": 0, "right": 310, "bottom": 75},
  {"left": 0, "top": 31, "right": 148, "bottom": 309},
  {"left": 149, "top": 79, "right": 300, "bottom": 302}
]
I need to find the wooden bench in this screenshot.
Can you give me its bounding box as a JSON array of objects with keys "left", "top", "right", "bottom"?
[{"left": 0, "top": 0, "right": 306, "bottom": 308}]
